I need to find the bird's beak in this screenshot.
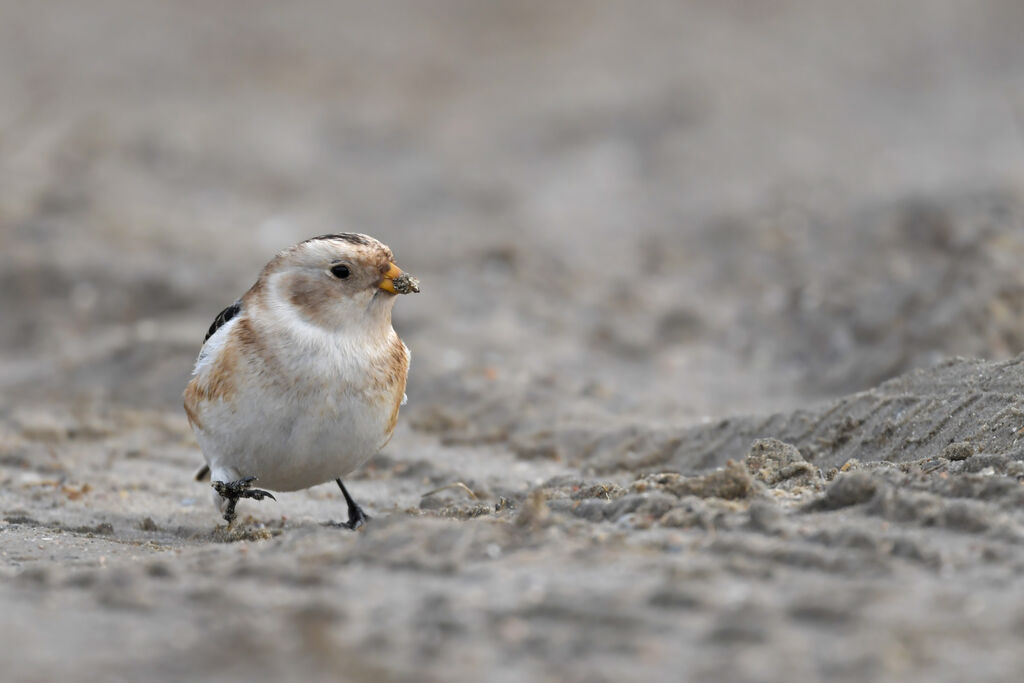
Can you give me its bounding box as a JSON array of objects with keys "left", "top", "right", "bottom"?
[{"left": 379, "top": 262, "right": 420, "bottom": 294}]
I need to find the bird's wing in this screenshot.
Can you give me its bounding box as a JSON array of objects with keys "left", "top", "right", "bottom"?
[
  {"left": 186, "top": 300, "right": 243, "bottom": 431},
  {"left": 204, "top": 300, "right": 242, "bottom": 343}
]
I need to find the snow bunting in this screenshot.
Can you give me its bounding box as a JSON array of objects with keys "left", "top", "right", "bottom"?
[{"left": 184, "top": 233, "right": 419, "bottom": 528}]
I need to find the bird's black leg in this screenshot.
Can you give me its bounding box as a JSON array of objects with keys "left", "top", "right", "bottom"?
[
  {"left": 336, "top": 478, "right": 369, "bottom": 530},
  {"left": 212, "top": 476, "right": 276, "bottom": 524}
]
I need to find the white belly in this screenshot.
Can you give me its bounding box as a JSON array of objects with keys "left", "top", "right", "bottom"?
[{"left": 196, "top": 384, "right": 392, "bottom": 491}]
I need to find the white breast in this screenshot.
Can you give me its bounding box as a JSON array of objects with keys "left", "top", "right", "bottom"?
[{"left": 190, "top": 315, "right": 406, "bottom": 492}]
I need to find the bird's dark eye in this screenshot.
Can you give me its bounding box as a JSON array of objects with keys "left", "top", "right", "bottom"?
[{"left": 330, "top": 264, "right": 350, "bottom": 279}]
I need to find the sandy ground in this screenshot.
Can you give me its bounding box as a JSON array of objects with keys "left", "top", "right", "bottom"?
[{"left": 4, "top": 1, "right": 1024, "bottom": 681}]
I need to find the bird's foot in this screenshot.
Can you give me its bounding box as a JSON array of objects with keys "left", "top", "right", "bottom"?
[
  {"left": 326, "top": 478, "right": 370, "bottom": 531},
  {"left": 212, "top": 476, "right": 276, "bottom": 524},
  {"left": 323, "top": 504, "right": 369, "bottom": 531},
  {"left": 341, "top": 502, "right": 370, "bottom": 531}
]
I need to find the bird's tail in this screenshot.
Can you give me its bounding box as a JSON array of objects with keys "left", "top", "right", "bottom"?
[{"left": 194, "top": 464, "right": 210, "bottom": 481}]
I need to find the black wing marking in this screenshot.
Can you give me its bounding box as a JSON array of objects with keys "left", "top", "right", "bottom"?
[{"left": 204, "top": 301, "right": 242, "bottom": 343}]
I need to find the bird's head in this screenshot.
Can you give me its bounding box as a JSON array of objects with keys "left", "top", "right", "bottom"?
[{"left": 258, "top": 233, "right": 419, "bottom": 334}]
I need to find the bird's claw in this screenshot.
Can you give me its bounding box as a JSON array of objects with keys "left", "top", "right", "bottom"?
[
  {"left": 323, "top": 513, "right": 368, "bottom": 531},
  {"left": 212, "top": 476, "right": 276, "bottom": 524},
  {"left": 212, "top": 476, "right": 275, "bottom": 500},
  {"left": 341, "top": 511, "right": 368, "bottom": 531}
]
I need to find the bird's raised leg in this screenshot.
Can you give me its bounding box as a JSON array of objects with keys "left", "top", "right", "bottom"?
[
  {"left": 212, "top": 476, "right": 276, "bottom": 524},
  {"left": 335, "top": 478, "right": 369, "bottom": 530}
]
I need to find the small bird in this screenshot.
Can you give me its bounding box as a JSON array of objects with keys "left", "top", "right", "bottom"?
[{"left": 184, "top": 233, "right": 419, "bottom": 528}]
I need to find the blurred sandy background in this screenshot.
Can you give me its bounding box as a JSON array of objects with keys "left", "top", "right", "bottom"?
[{"left": 4, "top": 2, "right": 1024, "bottom": 682}]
